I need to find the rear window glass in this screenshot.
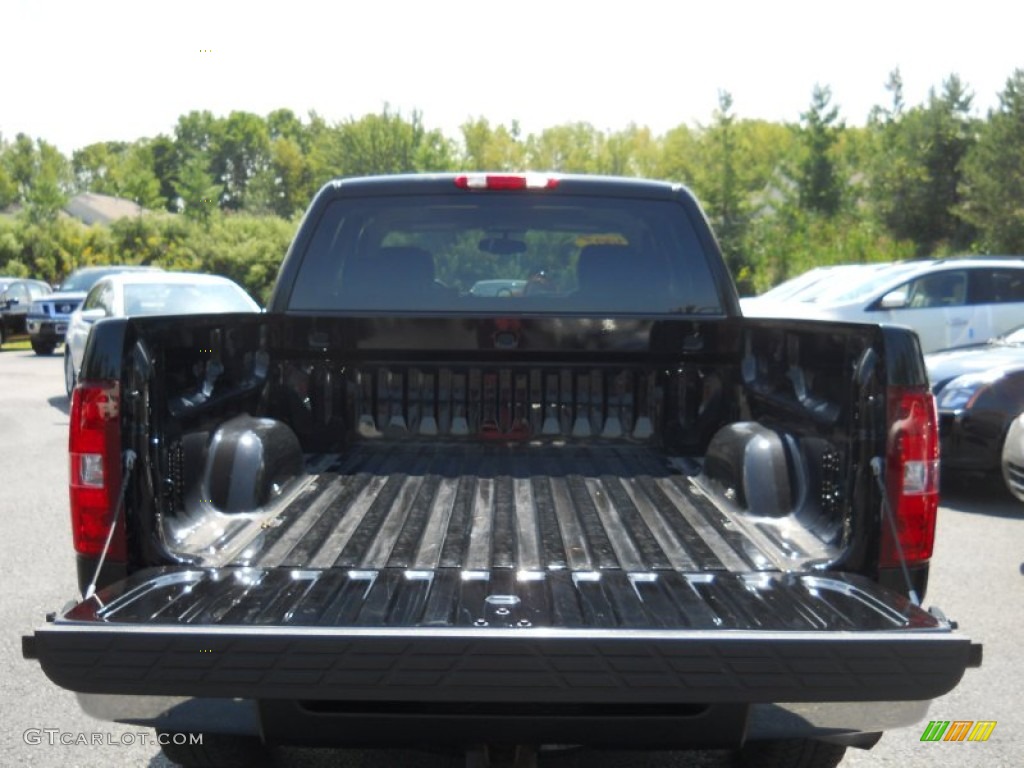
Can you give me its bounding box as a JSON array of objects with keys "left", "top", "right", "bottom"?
[{"left": 287, "top": 194, "right": 721, "bottom": 315}]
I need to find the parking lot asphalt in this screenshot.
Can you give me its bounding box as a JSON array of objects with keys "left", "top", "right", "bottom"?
[{"left": 0, "top": 350, "right": 1020, "bottom": 767}]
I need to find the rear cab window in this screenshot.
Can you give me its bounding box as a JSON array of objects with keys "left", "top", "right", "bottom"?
[{"left": 287, "top": 194, "right": 722, "bottom": 315}]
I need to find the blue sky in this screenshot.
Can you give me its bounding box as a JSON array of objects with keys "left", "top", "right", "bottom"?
[{"left": 3, "top": 0, "right": 1021, "bottom": 153}]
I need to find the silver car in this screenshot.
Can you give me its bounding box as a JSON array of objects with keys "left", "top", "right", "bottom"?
[
  {"left": 64, "top": 271, "right": 260, "bottom": 395},
  {"left": 1001, "top": 413, "right": 1024, "bottom": 503}
]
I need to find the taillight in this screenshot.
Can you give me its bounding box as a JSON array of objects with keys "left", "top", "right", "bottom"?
[
  {"left": 69, "top": 380, "right": 125, "bottom": 560},
  {"left": 454, "top": 174, "right": 559, "bottom": 190},
  {"left": 881, "top": 386, "right": 940, "bottom": 567}
]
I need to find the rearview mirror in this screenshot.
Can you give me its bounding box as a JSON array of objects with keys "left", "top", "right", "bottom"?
[
  {"left": 880, "top": 290, "right": 908, "bottom": 309},
  {"left": 478, "top": 236, "right": 527, "bottom": 256},
  {"left": 80, "top": 308, "right": 106, "bottom": 323}
]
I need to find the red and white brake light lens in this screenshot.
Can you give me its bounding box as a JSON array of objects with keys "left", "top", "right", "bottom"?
[
  {"left": 454, "top": 174, "right": 560, "bottom": 190},
  {"left": 881, "top": 386, "right": 940, "bottom": 567},
  {"left": 69, "top": 380, "right": 125, "bottom": 560}
]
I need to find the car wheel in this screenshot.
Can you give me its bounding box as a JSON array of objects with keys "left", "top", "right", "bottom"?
[
  {"left": 64, "top": 348, "right": 77, "bottom": 397},
  {"left": 156, "top": 731, "right": 271, "bottom": 767},
  {"left": 32, "top": 340, "right": 56, "bottom": 356},
  {"left": 736, "top": 739, "right": 847, "bottom": 768}
]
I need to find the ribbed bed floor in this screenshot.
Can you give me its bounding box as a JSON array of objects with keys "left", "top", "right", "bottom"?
[{"left": 195, "top": 442, "right": 822, "bottom": 574}]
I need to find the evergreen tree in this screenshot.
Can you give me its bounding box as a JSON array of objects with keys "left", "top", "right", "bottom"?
[
  {"left": 796, "top": 85, "right": 845, "bottom": 216},
  {"left": 869, "top": 73, "right": 977, "bottom": 254},
  {"left": 173, "top": 153, "right": 219, "bottom": 225},
  {"left": 959, "top": 69, "right": 1024, "bottom": 253},
  {"left": 25, "top": 140, "right": 71, "bottom": 223},
  {"left": 693, "top": 92, "right": 754, "bottom": 285}
]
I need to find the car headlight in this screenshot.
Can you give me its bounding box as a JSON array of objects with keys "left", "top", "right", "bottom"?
[{"left": 935, "top": 370, "right": 1004, "bottom": 411}]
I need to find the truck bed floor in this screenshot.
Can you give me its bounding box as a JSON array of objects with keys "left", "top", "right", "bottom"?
[
  {"left": 238, "top": 443, "right": 752, "bottom": 572},
  {"left": 199, "top": 442, "right": 822, "bottom": 575}
]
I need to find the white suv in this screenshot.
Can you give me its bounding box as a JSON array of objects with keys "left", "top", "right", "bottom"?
[{"left": 745, "top": 258, "right": 1024, "bottom": 353}]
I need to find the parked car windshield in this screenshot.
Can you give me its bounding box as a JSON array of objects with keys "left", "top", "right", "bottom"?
[
  {"left": 123, "top": 282, "right": 258, "bottom": 315},
  {"left": 820, "top": 263, "right": 922, "bottom": 305},
  {"left": 59, "top": 270, "right": 112, "bottom": 292},
  {"left": 288, "top": 194, "right": 722, "bottom": 315}
]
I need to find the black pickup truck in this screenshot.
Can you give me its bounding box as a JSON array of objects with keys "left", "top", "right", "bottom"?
[{"left": 25, "top": 174, "right": 981, "bottom": 768}]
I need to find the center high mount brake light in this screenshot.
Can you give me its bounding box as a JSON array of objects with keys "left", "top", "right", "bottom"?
[{"left": 454, "top": 174, "right": 560, "bottom": 190}]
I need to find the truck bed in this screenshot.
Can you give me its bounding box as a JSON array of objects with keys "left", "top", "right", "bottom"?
[
  {"left": 173, "top": 442, "right": 830, "bottom": 574},
  {"left": 108, "top": 441, "right": 883, "bottom": 635}
]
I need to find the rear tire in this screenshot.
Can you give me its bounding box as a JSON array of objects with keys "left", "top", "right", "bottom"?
[
  {"left": 156, "top": 731, "right": 271, "bottom": 768},
  {"left": 736, "top": 739, "right": 847, "bottom": 768},
  {"left": 64, "top": 348, "right": 77, "bottom": 397},
  {"left": 32, "top": 340, "right": 56, "bottom": 355}
]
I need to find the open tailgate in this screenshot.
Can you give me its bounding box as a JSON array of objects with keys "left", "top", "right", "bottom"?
[{"left": 26, "top": 566, "right": 980, "bottom": 704}]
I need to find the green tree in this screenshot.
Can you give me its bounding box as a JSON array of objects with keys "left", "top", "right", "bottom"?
[
  {"left": 524, "top": 122, "right": 603, "bottom": 172},
  {"left": 266, "top": 108, "right": 307, "bottom": 147},
  {"left": 72, "top": 141, "right": 125, "bottom": 193},
  {"left": 0, "top": 135, "right": 17, "bottom": 207},
  {"left": 174, "top": 110, "right": 219, "bottom": 156},
  {"left": 319, "top": 107, "right": 440, "bottom": 178},
  {"left": 958, "top": 69, "right": 1024, "bottom": 252},
  {"left": 869, "top": 72, "right": 977, "bottom": 254},
  {"left": 120, "top": 142, "right": 165, "bottom": 209},
  {"left": 796, "top": 85, "right": 845, "bottom": 216},
  {"left": 5, "top": 134, "right": 37, "bottom": 201},
  {"left": 460, "top": 118, "right": 526, "bottom": 170},
  {"left": 75, "top": 141, "right": 164, "bottom": 209},
  {"left": 148, "top": 134, "right": 180, "bottom": 212},
  {"left": 610, "top": 124, "right": 661, "bottom": 178},
  {"left": 691, "top": 92, "right": 754, "bottom": 284},
  {"left": 174, "top": 153, "right": 219, "bottom": 225},
  {"left": 213, "top": 111, "right": 271, "bottom": 210},
  {"left": 25, "top": 140, "right": 72, "bottom": 223},
  {"left": 271, "top": 136, "right": 312, "bottom": 216},
  {"left": 655, "top": 123, "right": 699, "bottom": 184}
]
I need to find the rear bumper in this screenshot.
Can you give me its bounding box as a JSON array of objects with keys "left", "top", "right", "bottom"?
[{"left": 73, "top": 692, "right": 931, "bottom": 747}]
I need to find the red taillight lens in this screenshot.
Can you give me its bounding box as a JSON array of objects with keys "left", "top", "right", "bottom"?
[
  {"left": 454, "top": 174, "right": 559, "bottom": 190},
  {"left": 69, "top": 380, "right": 125, "bottom": 560},
  {"left": 881, "top": 386, "right": 940, "bottom": 567}
]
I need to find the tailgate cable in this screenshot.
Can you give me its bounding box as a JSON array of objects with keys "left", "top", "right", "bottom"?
[
  {"left": 84, "top": 449, "right": 137, "bottom": 605},
  {"left": 869, "top": 456, "right": 921, "bottom": 607}
]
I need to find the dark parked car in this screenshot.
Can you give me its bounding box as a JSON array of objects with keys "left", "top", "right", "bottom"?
[
  {"left": 0, "top": 279, "right": 52, "bottom": 347},
  {"left": 927, "top": 325, "right": 1024, "bottom": 474},
  {"left": 26, "top": 265, "right": 161, "bottom": 354}
]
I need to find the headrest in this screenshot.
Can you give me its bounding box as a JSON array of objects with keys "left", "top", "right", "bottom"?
[
  {"left": 576, "top": 244, "right": 637, "bottom": 294},
  {"left": 375, "top": 246, "right": 435, "bottom": 286}
]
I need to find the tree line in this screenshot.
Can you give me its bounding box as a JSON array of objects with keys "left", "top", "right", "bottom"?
[{"left": 1, "top": 68, "right": 1022, "bottom": 300}]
